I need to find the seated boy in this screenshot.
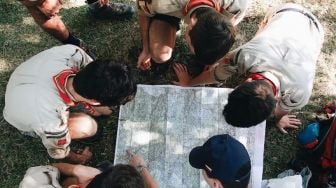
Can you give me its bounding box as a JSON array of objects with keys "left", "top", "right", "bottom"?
[{"left": 3, "top": 45, "right": 136, "bottom": 162}]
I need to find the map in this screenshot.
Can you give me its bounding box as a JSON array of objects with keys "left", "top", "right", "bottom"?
[{"left": 114, "top": 85, "right": 266, "bottom": 188}]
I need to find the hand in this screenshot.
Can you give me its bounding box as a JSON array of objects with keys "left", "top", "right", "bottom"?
[
  {"left": 276, "top": 115, "right": 301, "bottom": 134},
  {"left": 98, "top": 0, "right": 109, "bottom": 6},
  {"left": 38, "top": 0, "right": 62, "bottom": 18},
  {"left": 65, "top": 147, "right": 92, "bottom": 164},
  {"left": 137, "top": 50, "right": 151, "bottom": 70},
  {"left": 172, "top": 63, "right": 191, "bottom": 87},
  {"left": 126, "top": 150, "right": 146, "bottom": 168}
]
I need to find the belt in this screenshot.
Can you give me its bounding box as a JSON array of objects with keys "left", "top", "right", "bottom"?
[{"left": 276, "top": 8, "right": 320, "bottom": 32}]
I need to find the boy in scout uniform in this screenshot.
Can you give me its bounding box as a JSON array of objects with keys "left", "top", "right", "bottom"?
[
  {"left": 136, "top": 0, "right": 250, "bottom": 73},
  {"left": 174, "top": 3, "right": 324, "bottom": 133},
  {"left": 3, "top": 45, "right": 136, "bottom": 161}
]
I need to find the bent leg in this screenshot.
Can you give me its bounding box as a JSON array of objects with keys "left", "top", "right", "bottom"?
[
  {"left": 68, "top": 113, "right": 97, "bottom": 139},
  {"left": 20, "top": 1, "right": 69, "bottom": 41},
  {"left": 149, "top": 19, "right": 177, "bottom": 64}
]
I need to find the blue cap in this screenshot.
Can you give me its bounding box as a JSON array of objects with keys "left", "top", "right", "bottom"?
[{"left": 189, "top": 134, "right": 251, "bottom": 186}]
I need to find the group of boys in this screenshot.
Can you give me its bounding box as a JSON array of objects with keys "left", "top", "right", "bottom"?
[{"left": 4, "top": 0, "right": 324, "bottom": 187}]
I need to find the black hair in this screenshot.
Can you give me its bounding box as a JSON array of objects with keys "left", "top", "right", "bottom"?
[
  {"left": 223, "top": 80, "right": 276, "bottom": 127},
  {"left": 73, "top": 60, "right": 137, "bottom": 106},
  {"left": 189, "top": 7, "right": 235, "bottom": 65},
  {"left": 86, "top": 164, "right": 145, "bottom": 188}
]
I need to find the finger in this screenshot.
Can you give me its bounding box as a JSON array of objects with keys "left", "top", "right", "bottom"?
[
  {"left": 287, "top": 124, "right": 299, "bottom": 129},
  {"left": 177, "top": 65, "right": 186, "bottom": 73},
  {"left": 173, "top": 64, "right": 181, "bottom": 73},
  {"left": 174, "top": 63, "right": 183, "bottom": 72},
  {"left": 279, "top": 128, "right": 288, "bottom": 134},
  {"left": 172, "top": 81, "right": 180, "bottom": 86},
  {"left": 126, "top": 150, "right": 134, "bottom": 157},
  {"left": 287, "top": 115, "right": 297, "bottom": 118},
  {"left": 144, "top": 61, "right": 151, "bottom": 69},
  {"left": 288, "top": 121, "right": 302, "bottom": 126},
  {"left": 177, "top": 64, "right": 187, "bottom": 72},
  {"left": 181, "top": 64, "right": 188, "bottom": 72},
  {"left": 288, "top": 117, "right": 301, "bottom": 122}
]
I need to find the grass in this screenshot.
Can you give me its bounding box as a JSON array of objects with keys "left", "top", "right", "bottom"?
[{"left": 0, "top": 0, "right": 335, "bottom": 187}]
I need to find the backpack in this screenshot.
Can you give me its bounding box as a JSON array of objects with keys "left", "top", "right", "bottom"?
[{"left": 298, "top": 116, "right": 336, "bottom": 170}]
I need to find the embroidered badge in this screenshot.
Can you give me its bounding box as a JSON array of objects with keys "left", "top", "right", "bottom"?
[{"left": 57, "top": 139, "right": 67, "bottom": 146}]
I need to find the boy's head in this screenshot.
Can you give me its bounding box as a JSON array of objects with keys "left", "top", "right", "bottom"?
[
  {"left": 223, "top": 80, "right": 276, "bottom": 127},
  {"left": 73, "top": 60, "right": 137, "bottom": 107},
  {"left": 189, "top": 134, "right": 251, "bottom": 188},
  {"left": 186, "top": 7, "right": 235, "bottom": 65},
  {"left": 86, "top": 164, "right": 145, "bottom": 188}
]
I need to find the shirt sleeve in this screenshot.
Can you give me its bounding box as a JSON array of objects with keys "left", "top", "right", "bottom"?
[
  {"left": 66, "top": 46, "right": 93, "bottom": 71},
  {"left": 40, "top": 124, "right": 71, "bottom": 159},
  {"left": 222, "top": 0, "right": 251, "bottom": 25},
  {"left": 279, "top": 87, "right": 310, "bottom": 111},
  {"left": 37, "top": 108, "right": 72, "bottom": 159},
  {"left": 213, "top": 48, "right": 241, "bottom": 82}
]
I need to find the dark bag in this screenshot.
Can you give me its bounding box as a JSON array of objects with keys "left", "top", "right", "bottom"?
[{"left": 299, "top": 117, "right": 336, "bottom": 169}]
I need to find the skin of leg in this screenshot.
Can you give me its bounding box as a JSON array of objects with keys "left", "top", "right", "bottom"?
[
  {"left": 67, "top": 113, "right": 98, "bottom": 139},
  {"left": 149, "top": 19, "right": 177, "bottom": 64},
  {"left": 20, "top": 1, "right": 69, "bottom": 41}
]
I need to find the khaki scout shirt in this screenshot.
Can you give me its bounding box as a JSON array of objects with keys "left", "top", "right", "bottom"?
[
  {"left": 3, "top": 45, "right": 92, "bottom": 159},
  {"left": 137, "top": 0, "right": 250, "bottom": 24},
  {"left": 214, "top": 3, "right": 324, "bottom": 111}
]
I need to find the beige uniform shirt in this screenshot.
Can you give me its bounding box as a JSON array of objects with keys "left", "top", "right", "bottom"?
[
  {"left": 215, "top": 3, "right": 324, "bottom": 111},
  {"left": 137, "top": 0, "right": 250, "bottom": 24},
  {"left": 3, "top": 45, "right": 92, "bottom": 159},
  {"left": 19, "top": 166, "right": 62, "bottom": 188}
]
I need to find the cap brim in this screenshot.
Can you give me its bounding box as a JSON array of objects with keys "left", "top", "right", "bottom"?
[{"left": 189, "top": 146, "right": 206, "bottom": 169}]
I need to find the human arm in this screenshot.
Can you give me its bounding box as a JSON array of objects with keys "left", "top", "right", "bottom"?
[
  {"left": 172, "top": 63, "right": 219, "bottom": 86},
  {"left": 172, "top": 53, "right": 236, "bottom": 86},
  {"left": 137, "top": 10, "right": 152, "bottom": 70},
  {"left": 127, "top": 150, "right": 158, "bottom": 188},
  {"left": 273, "top": 105, "right": 301, "bottom": 134},
  {"left": 52, "top": 162, "right": 100, "bottom": 186}
]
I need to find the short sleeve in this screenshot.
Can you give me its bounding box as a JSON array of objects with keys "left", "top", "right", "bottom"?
[
  {"left": 222, "top": 0, "right": 251, "bottom": 25},
  {"left": 66, "top": 46, "right": 93, "bottom": 71},
  {"left": 213, "top": 48, "right": 241, "bottom": 82},
  {"left": 41, "top": 125, "right": 71, "bottom": 159},
  {"left": 279, "top": 88, "right": 310, "bottom": 111},
  {"left": 19, "top": 165, "right": 62, "bottom": 188},
  {"left": 37, "top": 107, "right": 72, "bottom": 159}
]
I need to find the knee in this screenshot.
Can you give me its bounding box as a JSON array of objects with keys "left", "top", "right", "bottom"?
[
  {"left": 150, "top": 48, "right": 173, "bottom": 64},
  {"left": 68, "top": 113, "right": 98, "bottom": 139}
]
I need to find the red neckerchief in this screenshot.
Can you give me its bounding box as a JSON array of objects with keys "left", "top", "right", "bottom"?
[
  {"left": 53, "top": 68, "right": 78, "bottom": 106},
  {"left": 183, "top": 0, "right": 221, "bottom": 15},
  {"left": 53, "top": 68, "right": 95, "bottom": 115},
  {"left": 246, "top": 73, "right": 278, "bottom": 96}
]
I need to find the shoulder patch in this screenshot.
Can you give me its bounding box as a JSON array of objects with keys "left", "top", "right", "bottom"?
[{"left": 57, "top": 139, "right": 67, "bottom": 146}]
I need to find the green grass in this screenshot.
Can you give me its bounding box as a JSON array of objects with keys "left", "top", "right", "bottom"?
[{"left": 0, "top": 0, "right": 335, "bottom": 187}]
